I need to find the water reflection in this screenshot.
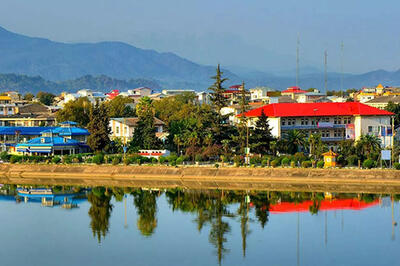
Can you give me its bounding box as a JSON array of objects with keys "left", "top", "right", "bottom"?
[{"left": 0, "top": 184, "right": 399, "bottom": 265}]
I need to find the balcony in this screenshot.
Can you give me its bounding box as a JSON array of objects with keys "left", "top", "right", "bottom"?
[
  {"left": 281, "top": 124, "right": 346, "bottom": 130},
  {"left": 321, "top": 137, "right": 345, "bottom": 142}
]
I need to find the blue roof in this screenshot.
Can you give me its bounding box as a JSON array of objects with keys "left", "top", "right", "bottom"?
[
  {"left": 0, "top": 127, "right": 56, "bottom": 136},
  {"left": 0, "top": 126, "right": 89, "bottom": 136},
  {"left": 16, "top": 136, "right": 81, "bottom": 147},
  {"left": 59, "top": 121, "right": 78, "bottom": 125},
  {"left": 52, "top": 127, "right": 90, "bottom": 136}
]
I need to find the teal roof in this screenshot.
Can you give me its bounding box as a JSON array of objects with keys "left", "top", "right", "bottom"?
[{"left": 17, "top": 136, "right": 80, "bottom": 147}]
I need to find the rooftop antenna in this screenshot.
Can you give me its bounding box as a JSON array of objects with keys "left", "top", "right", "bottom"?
[
  {"left": 324, "top": 50, "right": 328, "bottom": 91},
  {"left": 340, "top": 42, "right": 344, "bottom": 97},
  {"left": 296, "top": 34, "right": 300, "bottom": 87}
]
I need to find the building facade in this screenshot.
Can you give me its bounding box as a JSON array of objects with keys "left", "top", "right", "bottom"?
[{"left": 241, "top": 102, "right": 394, "bottom": 148}]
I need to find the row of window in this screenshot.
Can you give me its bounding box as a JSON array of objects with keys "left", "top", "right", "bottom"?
[
  {"left": 299, "top": 130, "right": 344, "bottom": 138},
  {"left": 281, "top": 117, "right": 352, "bottom": 126}
]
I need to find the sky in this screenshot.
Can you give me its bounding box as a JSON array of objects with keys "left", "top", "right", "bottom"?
[{"left": 1, "top": 0, "right": 400, "bottom": 74}]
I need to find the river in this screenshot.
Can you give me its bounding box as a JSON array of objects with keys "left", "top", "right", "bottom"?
[{"left": 0, "top": 184, "right": 399, "bottom": 266}]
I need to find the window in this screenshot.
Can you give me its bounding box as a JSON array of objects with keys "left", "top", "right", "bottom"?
[
  {"left": 368, "top": 126, "right": 373, "bottom": 133},
  {"left": 334, "top": 117, "right": 342, "bottom": 124},
  {"left": 321, "top": 130, "right": 330, "bottom": 138},
  {"left": 334, "top": 130, "right": 343, "bottom": 138},
  {"left": 116, "top": 126, "right": 120, "bottom": 134},
  {"left": 287, "top": 118, "right": 296, "bottom": 125},
  {"left": 281, "top": 119, "right": 286, "bottom": 126},
  {"left": 301, "top": 118, "right": 309, "bottom": 125}
]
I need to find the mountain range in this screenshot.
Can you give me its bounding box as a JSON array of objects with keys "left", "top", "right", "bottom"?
[{"left": 0, "top": 25, "right": 400, "bottom": 93}]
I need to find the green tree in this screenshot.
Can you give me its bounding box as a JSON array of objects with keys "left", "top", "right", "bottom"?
[
  {"left": 105, "top": 95, "right": 135, "bottom": 118},
  {"left": 133, "top": 190, "right": 158, "bottom": 236},
  {"left": 250, "top": 109, "right": 274, "bottom": 154},
  {"left": 88, "top": 187, "right": 113, "bottom": 243},
  {"left": 355, "top": 134, "right": 381, "bottom": 160},
  {"left": 36, "top": 91, "right": 55, "bottom": 106},
  {"left": 238, "top": 82, "right": 249, "bottom": 153},
  {"left": 385, "top": 101, "right": 400, "bottom": 127},
  {"left": 23, "top": 93, "right": 34, "bottom": 102},
  {"left": 130, "top": 97, "right": 162, "bottom": 150},
  {"left": 208, "top": 64, "right": 228, "bottom": 115},
  {"left": 87, "top": 102, "right": 111, "bottom": 152},
  {"left": 56, "top": 97, "right": 92, "bottom": 127},
  {"left": 308, "top": 133, "right": 327, "bottom": 160},
  {"left": 283, "top": 130, "right": 307, "bottom": 154}
]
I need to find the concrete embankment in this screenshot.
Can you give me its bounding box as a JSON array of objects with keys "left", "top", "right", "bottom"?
[{"left": 1, "top": 164, "right": 400, "bottom": 193}]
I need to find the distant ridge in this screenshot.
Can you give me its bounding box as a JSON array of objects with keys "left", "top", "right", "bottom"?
[{"left": 0, "top": 73, "right": 161, "bottom": 94}]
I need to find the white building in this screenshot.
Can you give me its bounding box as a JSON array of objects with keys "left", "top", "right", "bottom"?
[
  {"left": 109, "top": 117, "right": 166, "bottom": 143},
  {"left": 249, "top": 87, "right": 275, "bottom": 102},
  {"left": 241, "top": 102, "right": 394, "bottom": 148},
  {"left": 59, "top": 89, "right": 107, "bottom": 106}
]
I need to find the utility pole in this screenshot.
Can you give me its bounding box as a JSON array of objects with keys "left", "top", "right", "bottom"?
[
  {"left": 296, "top": 34, "right": 300, "bottom": 88},
  {"left": 324, "top": 50, "right": 328, "bottom": 92},
  {"left": 340, "top": 42, "right": 344, "bottom": 96}
]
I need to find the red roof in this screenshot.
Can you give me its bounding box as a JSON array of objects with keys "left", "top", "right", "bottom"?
[
  {"left": 230, "top": 85, "right": 242, "bottom": 89},
  {"left": 224, "top": 90, "right": 241, "bottom": 94},
  {"left": 282, "top": 86, "right": 308, "bottom": 94},
  {"left": 268, "top": 198, "right": 379, "bottom": 214},
  {"left": 241, "top": 102, "right": 394, "bottom": 118}
]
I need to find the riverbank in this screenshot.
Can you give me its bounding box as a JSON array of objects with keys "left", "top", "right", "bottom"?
[{"left": 1, "top": 164, "right": 400, "bottom": 193}]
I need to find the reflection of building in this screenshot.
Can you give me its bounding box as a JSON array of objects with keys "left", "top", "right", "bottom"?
[
  {"left": 241, "top": 102, "right": 394, "bottom": 147},
  {"left": 267, "top": 198, "right": 379, "bottom": 214}
]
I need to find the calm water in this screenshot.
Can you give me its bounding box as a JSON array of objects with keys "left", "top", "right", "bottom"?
[{"left": 0, "top": 185, "right": 399, "bottom": 266}]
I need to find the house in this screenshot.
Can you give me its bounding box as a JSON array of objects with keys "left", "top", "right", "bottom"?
[
  {"left": 364, "top": 95, "right": 400, "bottom": 110},
  {"left": 59, "top": 89, "right": 107, "bottom": 106},
  {"left": 240, "top": 102, "right": 394, "bottom": 148},
  {"left": 161, "top": 89, "right": 196, "bottom": 96},
  {"left": 2, "top": 121, "right": 89, "bottom": 153},
  {"left": 296, "top": 90, "right": 326, "bottom": 103},
  {"left": 223, "top": 85, "right": 251, "bottom": 105},
  {"left": 109, "top": 117, "right": 166, "bottom": 142},
  {"left": 15, "top": 130, "right": 90, "bottom": 156},
  {"left": 249, "top": 87, "right": 275, "bottom": 102},
  {"left": 129, "top": 87, "right": 153, "bottom": 97},
  {"left": 0, "top": 103, "right": 56, "bottom": 127},
  {"left": 281, "top": 86, "right": 308, "bottom": 99}
]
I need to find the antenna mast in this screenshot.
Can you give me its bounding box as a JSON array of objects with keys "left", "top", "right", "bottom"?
[
  {"left": 296, "top": 34, "right": 300, "bottom": 87},
  {"left": 324, "top": 50, "right": 328, "bottom": 91},
  {"left": 340, "top": 42, "right": 344, "bottom": 96}
]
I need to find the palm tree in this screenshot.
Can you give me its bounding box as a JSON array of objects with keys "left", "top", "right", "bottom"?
[
  {"left": 356, "top": 134, "right": 381, "bottom": 160},
  {"left": 173, "top": 134, "right": 184, "bottom": 154},
  {"left": 284, "top": 130, "right": 307, "bottom": 154}
]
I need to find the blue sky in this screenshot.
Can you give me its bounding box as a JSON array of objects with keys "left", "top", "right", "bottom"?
[{"left": 1, "top": 0, "right": 399, "bottom": 74}]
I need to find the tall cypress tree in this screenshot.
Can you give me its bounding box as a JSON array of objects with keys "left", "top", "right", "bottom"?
[
  {"left": 87, "top": 102, "right": 111, "bottom": 152},
  {"left": 208, "top": 64, "right": 228, "bottom": 115},
  {"left": 238, "top": 82, "right": 249, "bottom": 153}
]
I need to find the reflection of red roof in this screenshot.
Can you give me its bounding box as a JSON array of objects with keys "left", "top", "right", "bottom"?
[
  {"left": 241, "top": 102, "right": 394, "bottom": 118},
  {"left": 268, "top": 198, "right": 379, "bottom": 214}
]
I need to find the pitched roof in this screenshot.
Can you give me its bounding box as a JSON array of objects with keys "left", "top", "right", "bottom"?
[
  {"left": 241, "top": 102, "right": 394, "bottom": 118},
  {"left": 365, "top": 95, "right": 400, "bottom": 104},
  {"left": 111, "top": 117, "right": 165, "bottom": 126},
  {"left": 282, "top": 87, "right": 308, "bottom": 94}
]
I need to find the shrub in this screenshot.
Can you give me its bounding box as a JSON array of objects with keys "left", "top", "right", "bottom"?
[
  {"left": 151, "top": 157, "right": 158, "bottom": 164},
  {"left": 261, "top": 160, "right": 268, "bottom": 167},
  {"left": 317, "top": 161, "right": 325, "bottom": 168},
  {"left": 166, "top": 154, "right": 178, "bottom": 163},
  {"left": 281, "top": 157, "right": 290, "bottom": 166},
  {"left": 176, "top": 157, "right": 184, "bottom": 165},
  {"left": 234, "top": 155, "right": 243, "bottom": 166},
  {"left": 294, "top": 152, "right": 307, "bottom": 162},
  {"left": 112, "top": 157, "right": 120, "bottom": 165},
  {"left": 92, "top": 154, "right": 104, "bottom": 165},
  {"left": 195, "top": 154, "right": 202, "bottom": 162},
  {"left": 250, "top": 157, "right": 262, "bottom": 165},
  {"left": 347, "top": 155, "right": 359, "bottom": 166},
  {"left": 215, "top": 163, "right": 220, "bottom": 168},
  {"left": 0, "top": 152, "right": 11, "bottom": 162},
  {"left": 72, "top": 157, "right": 80, "bottom": 163},
  {"left": 290, "top": 161, "right": 296, "bottom": 168},
  {"left": 271, "top": 159, "right": 280, "bottom": 168},
  {"left": 362, "top": 159, "right": 375, "bottom": 169},
  {"left": 52, "top": 156, "right": 61, "bottom": 164},
  {"left": 394, "top": 162, "right": 400, "bottom": 170},
  {"left": 123, "top": 157, "right": 131, "bottom": 165},
  {"left": 10, "top": 155, "right": 21, "bottom": 164},
  {"left": 136, "top": 159, "right": 142, "bottom": 165},
  {"left": 62, "top": 156, "right": 72, "bottom": 164},
  {"left": 159, "top": 157, "right": 166, "bottom": 164},
  {"left": 301, "top": 160, "right": 312, "bottom": 168},
  {"left": 170, "top": 160, "right": 177, "bottom": 166},
  {"left": 85, "top": 157, "right": 93, "bottom": 164}
]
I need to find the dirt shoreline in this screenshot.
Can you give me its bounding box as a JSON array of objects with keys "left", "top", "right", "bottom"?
[{"left": 1, "top": 164, "right": 400, "bottom": 193}]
